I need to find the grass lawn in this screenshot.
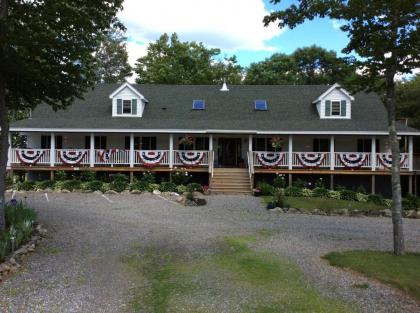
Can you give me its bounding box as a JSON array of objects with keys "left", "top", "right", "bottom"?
[
  {"left": 122, "top": 235, "right": 355, "bottom": 313},
  {"left": 263, "top": 196, "right": 385, "bottom": 213},
  {"left": 324, "top": 251, "right": 420, "bottom": 301}
]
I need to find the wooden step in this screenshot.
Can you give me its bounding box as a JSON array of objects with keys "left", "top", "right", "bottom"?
[{"left": 210, "top": 168, "right": 252, "bottom": 194}]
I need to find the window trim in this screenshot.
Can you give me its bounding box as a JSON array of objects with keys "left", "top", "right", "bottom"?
[
  {"left": 122, "top": 99, "right": 132, "bottom": 114},
  {"left": 331, "top": 100, "right": 341, "bottom": 116},
  {"left": 115, "top": 97, "right": 139, "bottom": 117},
  {"left": 323, "top": 98, "right": 349, "bottom": 119}
]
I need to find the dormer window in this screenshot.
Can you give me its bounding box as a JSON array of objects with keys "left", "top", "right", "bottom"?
[
  {"left": 255, "top": 100, "right": 268, "bottom": 111},
  {"left": 331, "top": 101, "right": 341, "bottom": 116},
  {"left": 123, "top": 100, "right": 132, "bottom": 114},
  {"left": 193, "top": 100, "right": 205, "bottom": 110}
]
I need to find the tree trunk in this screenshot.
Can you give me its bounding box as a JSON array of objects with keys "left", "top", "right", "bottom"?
[
  {"left": 0, "top": 75, "right": 8, "bottom": 231},
  {"left": 385, "top": 70, "right": 404, "bottom": 255}
]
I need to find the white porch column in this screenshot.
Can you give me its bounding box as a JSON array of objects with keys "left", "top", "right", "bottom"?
[
  {"left": 288, "top": 135, "right": 293, "bottom": 170},
  {"left": 248, "top": 134, "right": 253, "bottom": 152},
  {"left": 7, "top": 132, "right": 11, "bottom": 168},
  {"left": 330, "top": 136, "right": 335, "bottom": 170},
  {"left": 169, "top": 134, "right": 174, "bottom": 168},
  {"left": 209, "top": 134, "right": 213, "bottom": 151},
  {"left": 89, "top": 133, "right": 95, "bottom": 167},
  {"left": 50, "top": 133, "right": 55, "bottom": 167},
  {"left": 129, "top": 133, "right": 134, "bottom": 168},
  {"left": 409, "top": 135, "right": 413, "bottom": 171},
  {"left": 371, "top": 136, "right": 376, "bottom": 171}
]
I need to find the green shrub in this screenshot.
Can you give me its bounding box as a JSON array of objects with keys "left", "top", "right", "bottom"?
[
  {"left": 328, "top": 190, "right": 341, "bottom": 199},
  {"left": 367, "top": 193, "right": 384, "bottom": 205},
  {"left": 301, "top": 188, "right": 313, "bottom": 197},
  {"left": 139, "top": 171, "right": 155, "bottom": 185},
  {"left": 5, "top": 176, "right": 13, "bottom": 188},
  {"left": 84, "top": 180, "right": 103, "bottom": 191},
  {"left": 293, "top": 178, "right": 307, "bottom": 189},
  {"left": 55, "top": 170, "right": 67, "bottom": 181},
  {"left": 315, "top": 178, "right": 325, "bottom": 189},
  {"left": 80, "top": 171, "right": 96, "bottom": 182},
  {"left": 186, "top": 183, "right": 204, "bottom": 193},
  {"left": 384, "top": 199, "right": 392, "bottom": 208},
  {"left": 256, "top": 181, "right": 275, "bottom": 196},
  {"left": 111, "top": 173, "right": 129, "bottom": 183},
  {"left": 149, "top": 183, "right": 160, "bottom": 191},
  {"left": 16, "top": 181, "right": 36, "bottom": 191},
  {"left": 312, "top": 187, "right": 329, "bottom": 198},
  {"left": 340, "top": 189, "right": 357, "bottom": 201},
  {"left": 335, "top": 185, "right": 347, "bottom": 192},
  {"left": 356, "top": 185, "right": 367, "bottom": 194},
  {"left": 61, "top": 180, "right": 82, "bottom": 191},
  {"left": 101, "top": 183, "right": 111, "bottom": 193},
  {"left": 170, "top": 168, "right": 191, "bottom": 185},
  {"left": 110, "top": 180, "right": 128, "bottom": 192},
  {"left": 402, "top": 195, "right": 419, "bottom": 211},
  {"left": 159, "top": 181, "right": 178, "bottom": 192},
  {"left": 177, "top": 185, "right": 188, "bottom": 194},
  {"left": 273, "top": 174, "right": 286, "bottom": 188},
  {"left": 5, "top": 201, "right": 37, "bottom": 227},
  {"left": 356, "top": 192, "right": 368, "bottom": 202},
  {"left": 35, "top": 180, "right": 54, "bottom": 190},
  {"left": 272, "top": 191, "right": 290, "bottom": 208},
  {"left": 130, "top": 181, "right": 151, "bottom": 192},
  {"left": 284, "top": 186, "right": 303, "bottom": 197}
]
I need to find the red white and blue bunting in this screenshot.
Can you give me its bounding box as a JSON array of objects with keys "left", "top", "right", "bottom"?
[
  {"left": 98, "top": 149, "right": 123, "bottom": 162},
  {"left": 297, "top": 153, "right": 325, "bottom": 168},
  {"left": 378, "top": 153, "right": 407, "bottom": 168},
  {"left": 256, "top": 152, "right": 284, "bottom": 168},
  {"left": 58, "top": 150, "right": 86, "bottom": 165},
  {"left": 138, "top": 151, "right": 166, "bottom": 167},
  {"left": 338, "top": 153, "right": 367, "bottom": 168},
  {"left": 16, "top": 149, "right": 44, "bottom": 165},
  {"left": 178, "top": 151, "right": 205, "bottom": 166}
]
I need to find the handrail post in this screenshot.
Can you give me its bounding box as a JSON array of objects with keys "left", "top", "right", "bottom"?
[
  {"left": 129, "top": 133, "right": 134, "bottom": 168},
  {"left": 169, "top": 134, "right": 174, "bottom": 168},
  {"left": 371, "top": 136, "right": 376, "bottom": 171},
  {"left": 7, "top": 132, "right": 11, "bottom": 168},
  {"left": 89, "top": 133, "right": 95, "bottom": 167},
  {"left": 408, "top": 136, "right": 413, "bottom": 171},
  {"left": 288, "top": 135, "right": 293, "bottom": 170},
  {"left": 330, "top": 135, "right": 335, "bottom": 170},
  {"left": 50, "top": 132, "right": 55, "bottom": 167}
]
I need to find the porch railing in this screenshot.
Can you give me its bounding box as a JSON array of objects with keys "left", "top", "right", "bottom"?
[
  {"left": 56, "top": 149, "right": 90, "bottom": 165},
  {"left": 173, "top": 150, "right": 209, "bottom": 166},
  {"left": 10, "top": 148, "right": 51, "bottom": 165},
  {"left": 134, "top": 150, "right": 170, "bottom": 166}
]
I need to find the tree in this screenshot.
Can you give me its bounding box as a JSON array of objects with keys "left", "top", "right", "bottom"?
[
  {"left": 135, "top": 33, "right": 242, "bottom": 84},
  {"left": 0, "top": 0, "right": 124, "bottom": 230},
  {"left": 396, "top": 75, "right": 420, "bottom": 129},
  {"left": 244, "top": 46, "right": 354, "bottom": 85},
  {"left": 244, "top": 53, "right": 298, "bottom": 85},
  {"left": 95, "top": 28, "right": 132, "bottom": 83},
  {"left": 264, "top": 0, "right": 419, "bottom": 255}
]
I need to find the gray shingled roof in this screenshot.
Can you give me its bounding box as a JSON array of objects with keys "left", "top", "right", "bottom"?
[{"left": 11, "top": 84, "right": 419, "bottom": 133}]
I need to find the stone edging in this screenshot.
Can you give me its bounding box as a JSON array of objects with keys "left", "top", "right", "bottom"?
[{"left": 0, "top": 224, "right": 47, "bottom": 282}]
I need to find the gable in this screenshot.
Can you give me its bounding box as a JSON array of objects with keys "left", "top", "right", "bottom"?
[
  {"left": 313, "top": 84, "right": 353, "bottom": 119},
  {"left": 110, "top": 84, "right": 146, "bottom": 117}
]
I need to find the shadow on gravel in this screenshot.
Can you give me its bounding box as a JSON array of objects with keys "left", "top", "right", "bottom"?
[{"left": 121, "top": 234, "right": 355, "bottom": 313}]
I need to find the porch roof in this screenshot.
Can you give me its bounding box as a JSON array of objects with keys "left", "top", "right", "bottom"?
[{"left": 11, "top": 84, "right": 419, "bottom": 134}]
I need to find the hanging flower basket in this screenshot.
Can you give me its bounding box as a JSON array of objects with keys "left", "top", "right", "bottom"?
[
  {"left": 179, "top": 136, "right": 194, "bottom": 147},
  {"left": 271, "top": 136, "right": 284, "bottom": 151}
]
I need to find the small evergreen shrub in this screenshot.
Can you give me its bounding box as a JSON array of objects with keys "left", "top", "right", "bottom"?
[
  {"left": 61, "top": 180, "right": 82, "bottom": 191},
  {"left": 367, "top": 193, "right": 384, "bottom": 205},
  {"left": 101, "top": 183, "right": 111, "bottom": 193},
  {"left": 159, "top": 181, "right": 177, "bottom": 192},
  {"left": 149, "top": 183, "right": 160, "bottom": 191},
  {"left": 340, "top": 189, "right": 357, "bottom": 201},
  {"left": 273, "top": 174, "right": 286, "bottom": 188},
  {"left": 84, "top": 180, "right": 103, "bottom": 191},
  {"left": 402, "top": 195, "right": 419, "bottom": 211},
  {"left": 109, "top": 173, "right": 129, "bottom": 192},
  {"left": 80, "top": 171, "right": 96, "bottom": 182},
  {"left": 187, "top": 183, "right": 203, "bottom": 193},
  {"left": 327, "top": 190, "right": 341, "bottom": 199},
  {"left": 170, "top": 168, "right": 191, "bottom": 185},
  {"left": 284, "top": 186, "right": 303, "bottom": 197},
  {"left": 256, "top": 181, "right": 275, "bottom": 196},
  {"left": 312, "top": 187, "right": 329, "bottom": 198},
  {"left": 16, "top": 181, "right": 36, "bottom": 191},
  {"left": 293, "top": 178, "right": 307, "bottom": 189},
  {"left": 55, "top": 170, "right": 67, "bottom": 181},
  {"left": 35, "top": 180, "right": 54, "bottom": 190},
  {"left": 139, "top": 171, "right": 155, "bottom": 185},
  {"left": 301, "top": 188, "right": 313, "bottom": 197},
  {"left": 130, "top": 181, "right": 151, "bottom": 192},
  {"left": 177, "top": 185, "right": 188, "bottom": 194},
  {"left": 356, "top": 192, "right": 368, "bottom": 202}
]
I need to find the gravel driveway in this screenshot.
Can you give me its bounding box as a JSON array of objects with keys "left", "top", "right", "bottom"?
[{"left": 0, "top": 192, "right": 419, "bottom": 313}]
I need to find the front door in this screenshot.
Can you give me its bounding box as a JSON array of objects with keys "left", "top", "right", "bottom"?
[{"left": 218, "top": 138, "right": 242, "bottom": 167}]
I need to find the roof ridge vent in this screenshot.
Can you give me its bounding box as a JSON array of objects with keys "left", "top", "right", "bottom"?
[{"left": 220, "top": 78, "right": 229, "bottom": 92}]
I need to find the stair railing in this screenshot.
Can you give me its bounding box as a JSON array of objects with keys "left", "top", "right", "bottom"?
[{"left": 247, "top": 151, "right": 254, "bottom": 190}]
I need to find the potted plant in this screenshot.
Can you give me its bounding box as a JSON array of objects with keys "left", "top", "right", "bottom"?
[
  {"left": 179, "top": 135, "right": 194, "bottom": 148},
  {"left": 271, "top": 136, "right": 284, "bottom": 151}
]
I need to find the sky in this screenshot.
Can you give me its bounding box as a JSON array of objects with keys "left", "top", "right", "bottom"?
[{"left": 118, "top": 0, "right": 351, "bottom": 69}]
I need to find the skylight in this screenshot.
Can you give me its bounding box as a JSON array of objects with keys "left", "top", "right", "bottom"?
[
  {"left": 254, "top": 100, "right": 268, "bottom": 111},
  {"left": 192, "top": 100, "right": 205, "bottom": 110}
]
